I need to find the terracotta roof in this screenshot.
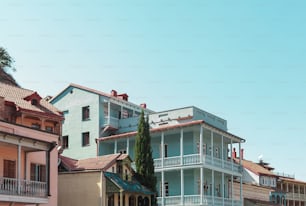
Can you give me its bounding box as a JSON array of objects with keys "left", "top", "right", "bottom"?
[
  {"left": 59, "top": 153, "right": 130, "bottom": 171},
  {"left": 98, "top": 120, "right": 244, "bottom": 143},
  {"left": 279, "top": 177, "right": 306, "bottom": 185},
  {"left": 0, "top": 82, "right": 62, "bottom": 117},
  {"left": 236, "top": 159, "right": 275, "bottom": 176}
]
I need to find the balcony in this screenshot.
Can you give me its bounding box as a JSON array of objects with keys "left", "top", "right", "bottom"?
[
  {"left": 286, "top": 192, "right": 306, "bottom": 201},
  {"left": 0, "top": 177, "right": 48, "bottom": 204},
  {"left": 104, "top": 116, "right": 119, "bottom": 129},
  {"left": 157, "top": 195, "right": 242, "bottom": 206},
  {"left": 154, "top": 154, "right": 240, "bottom": 174}
]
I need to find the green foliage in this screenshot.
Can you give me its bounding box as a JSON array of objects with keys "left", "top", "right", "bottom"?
[
  {"left": 134, "top": 110, "right": 157, "bottom": 194},
  {"left": 0, "top": 47, "right": 18, "bottom": 86}
]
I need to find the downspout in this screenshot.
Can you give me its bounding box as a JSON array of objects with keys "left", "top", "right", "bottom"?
[{"left": 47, "top": 141, "right": 57, "bottom": 196}]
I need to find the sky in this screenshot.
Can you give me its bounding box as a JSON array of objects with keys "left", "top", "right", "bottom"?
[{"left": 1, "top": 0, "right": 306, "bottom": 180}]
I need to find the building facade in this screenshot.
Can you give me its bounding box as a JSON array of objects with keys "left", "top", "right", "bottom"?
[
  {"left": 98, "top": 107, "right": 245, "bottom": 206},
  {"left": 58, "top": 153, "right": 153, "bottom": 206},
  {"left": 52, "top": 84, "right": 245, "bottom": 206},
  {"left": 0, "top": 83, "right": 63, "bottom": 206},
  {"left": 50, "top": 83, "right": 153, "bottom": 159}
]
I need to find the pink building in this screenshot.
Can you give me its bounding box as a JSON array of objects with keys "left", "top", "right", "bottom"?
[{"left": 0, "top": 83, "right": 63, "bottom": 206}]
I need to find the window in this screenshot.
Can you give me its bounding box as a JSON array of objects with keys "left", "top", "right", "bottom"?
[
  {"left": 31, "top": 99, "right": 38, "bottom": 105},
  {"left": 165, "top": 182, "right": 169, "bottom": 196},
  {"left": 161, "top": 144, "right": 168, "bottom": 157},
  {"left": 82, "top": 106, "right": 90, "bottom": 121},
  {"left": 31, "top": 123, "right": 41, "bottom": 129},
  {"left": 45, "top": 126, "right": 53, "bottom": 133},
  {"left": 3, "top": 160, "right": 16, "bottom": 178},
  {"left": 62, "top": 135, "right": 69, "bottom": 149},
  {"left": 82, "top": 132, "right": 90, "bottom": 146},
  {"left": 30, "top": 163, "right": 46, "bottom": 182}
]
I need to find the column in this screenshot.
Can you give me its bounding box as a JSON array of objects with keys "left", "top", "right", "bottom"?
[
  {"left": 231, "top": 175, "right": 234, "bottom": 205},
  {"left": 46, "top": 150, "right": 50, "bottom": 196},
  {"left": 120, "top": 190, "right": 123, "bottom": 206},
  {"left": 212, "top": 170, "right": 215, "bottom": 205},
  {"left": 161, "top": 132, "right": 164, "bottom": 167},
  {"left": 230, "top": 139, "right": 233, "bottom": 171},
  {"left": 221, "top": 136, "right": 224, "bottom": 168},
  {"left": 114, "top": 140, "right": 117, "bottom": 153},
  {"left": 17, "top": 144, "right": 21, "bottom": 195},
  {"left": 222, "top": 173, "right": 225, "bottom": 205},
  {"left": 181, "top": 169, "right": 184, "bottom": 205},
  {"left": 200, "top": 168, "right": 203, "bottom": 204},
  {"left": 211, "top": 131, "right": 214, "bottom": 163},
  {"left": 161, "top": 171, "right": 165, "bottom": 206},
  {"left": 240, "top": 176, "right": 243, "bottom": 204},
  {"left": 126, "top": 138, "right": 129, "bottom": 155},
  {"left": 200, "top": 126, "right": 203, "bottom": 163},
  {"left": 180, "top": 129, "right": 183, "bottom": 165},
  {"left": 108, "top": 101, "right": 111, "bottom": 124}
]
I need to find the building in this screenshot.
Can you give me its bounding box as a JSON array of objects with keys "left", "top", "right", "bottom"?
[
  {"left": 50, "top": 83, "right": 153, "bottom": 159},
  {"left": 52, "top": 84, "right": 245, "bottom": 206},
  {"left": 0, "top": 83, "right": 63, "bottom": 206},
  {"left": 98, "top": 107, "right": 245, "bottom": 206},
  {"left": 58, "top": 153, "right": 154, "bottom": 206},
  {"left": 233, "top": 156, "right": 306, "bottom": 206}
]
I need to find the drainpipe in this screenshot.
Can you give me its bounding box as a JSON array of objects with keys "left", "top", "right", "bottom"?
[{"left": 47, "top": 141, "right": 57, "bottom": 196}]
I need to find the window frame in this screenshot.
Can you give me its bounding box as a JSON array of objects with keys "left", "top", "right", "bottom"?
[
  {"left": 82, "top": 132, "right": 90, "bottom": 147},
  {"left": 62, "top": 135, "right": 69, "bottom": 149},
  {"left": 82, "top": 106, "right": 90, "bottom": 121}
]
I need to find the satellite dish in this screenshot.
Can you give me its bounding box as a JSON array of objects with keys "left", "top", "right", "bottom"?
[{"left": 258, "top": 154, "right": 263, "bottom": 161}]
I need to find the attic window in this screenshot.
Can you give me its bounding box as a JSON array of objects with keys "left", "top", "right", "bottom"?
[{"left": 31, "top": 99, "right": 38, "bottom": 105}]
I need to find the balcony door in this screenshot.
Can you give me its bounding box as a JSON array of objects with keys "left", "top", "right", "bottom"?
[{"left": 3, "top": 159, "right": 16, "bottom": 178}]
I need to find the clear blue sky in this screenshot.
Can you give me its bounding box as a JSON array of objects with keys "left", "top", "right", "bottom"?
[{"left": 2, "top": 0, "right": 306, "bottom": 180}]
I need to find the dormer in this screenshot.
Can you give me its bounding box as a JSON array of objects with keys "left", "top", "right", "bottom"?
[{"left": 24, "top": 92, "right": 42, "bottom": 106}]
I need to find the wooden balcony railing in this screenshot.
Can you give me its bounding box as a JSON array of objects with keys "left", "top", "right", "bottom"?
[{"left": 0, "top": 177, "right": 47, "bottom": 198}]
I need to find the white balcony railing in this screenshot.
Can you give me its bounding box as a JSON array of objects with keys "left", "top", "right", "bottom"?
[
  {"left": 157, "top": 195, "right": 242, "bottom": 206},
  {"left": 104, "top": 116, "right": 119, "bottom": 129},
  {"left": 0, "top": 177, "right": 47, "bottom": 197},
  {"left": 154, "top": 154, "right": 240, "bottom": 173}
]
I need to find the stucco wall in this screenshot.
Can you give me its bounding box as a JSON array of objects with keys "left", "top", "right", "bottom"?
[
  {"left": 53, "top": 87, "right": 100, "bottom": 159},
  {"left": 58, "top": 171, "right": 102, "bottom": 206}
]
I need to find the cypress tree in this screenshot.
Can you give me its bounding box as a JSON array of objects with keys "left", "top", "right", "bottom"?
[{"left": 135, "top": 110, "right": 157, "bottom": 193}]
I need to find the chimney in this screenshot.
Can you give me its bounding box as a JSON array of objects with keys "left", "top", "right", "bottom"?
[
  {"left": 140, "top": 103, "right": 147, "bottom": 109},
  {"left": 232, "top": 148, "right": 237, "bottom": 159},
  {"left": 240, "top": 148, "right": 244, "bottom": 160},
  {"left": 118, "top": 93, "right": 128, "bottom": 101},
  {"left": 111, "top": 90, "right": 117, "bottom": 97}
]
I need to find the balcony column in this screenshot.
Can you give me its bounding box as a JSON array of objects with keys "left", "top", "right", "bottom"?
[
  {"left": 114, "top": 140, "right": 117, "bottom": 153},
  {"left": 200, "top": 167, "right": 203, "bottom": 204},
  {"left": 230, "top": 139, "right": 233, "bottom": 171},
  {"left": 210, "top": 131, "right": 214, "bottom": 163},
  {"left": 180, "top": 129, "right": 183, "bottom": 165},
  {"left": 126, "top": 138, "right": 129, "bottom": 155},
  {"left": 108, "top": 101, "right": 111, "bottom": 124},
  {"left": 120, "top": 189, "right": 123, "bottom": 206},
  {"left": 181, "top": 169, "right": 184, "bottom": 205},
  {"left": 212, "top": 170, "right": 215, "bottom": 205},
  {"left": 221, "top": 135, "right": 224, "bottom": 168},
  {"left": 161, "top": 132, "right": 164, "bottom": 167},
  {"left": 200, "top": 126, "right": 203, "bottom": 163},
  {"left": 17, "top": 144, "right": 21, "bottom": 195},
  {"left": 231, "top": 175, "right": 234, "bottom": 205},
  {"left": 222, "top": 172, "right": 224, "bottom": 205},
  {"left": 240, "top": 176, "right": 243, "bottom": 204},
  {"left": 161, "top": 171, "right": 165, "bottom": 206}
]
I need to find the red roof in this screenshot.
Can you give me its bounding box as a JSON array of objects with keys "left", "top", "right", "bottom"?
[
  {"left": 59, "top": 153, "right": 129, "bottom": 171},
  {"left": 98, "top": 120, "right": 244, "bottom": 142},
  {"left": 0, "top": 82, "right": 62, "bottom": 117},
  {"left": 235, "top": 159, "right": 275, "bottom": 176}
]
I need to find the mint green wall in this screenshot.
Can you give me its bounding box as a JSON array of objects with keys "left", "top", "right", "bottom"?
[{"left": 52, "top": 86, "right": 100, "bottom": 159}]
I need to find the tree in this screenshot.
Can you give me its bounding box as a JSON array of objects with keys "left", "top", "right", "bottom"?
[
  {"left": 0, "top": 47, "right": 18, "bottom": 86},
  {"left": 135, "top": 110, "right": 157, "bottom": 193}
]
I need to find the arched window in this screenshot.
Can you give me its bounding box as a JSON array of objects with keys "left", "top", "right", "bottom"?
[
  {"left": 108, "top": 194, "right": 114, "bottom": 206},
  {"left": 143, "top": 197, "right": 149, "bottom": 206},
  {"left": 138, "top": 196, "right": 143, "bottom": 206},
  {"left": 129, "top": 195, "right": 136, "bottom": 206}
]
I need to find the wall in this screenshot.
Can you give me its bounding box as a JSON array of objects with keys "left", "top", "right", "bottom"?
[
  {"left": 58, "top": 171, "right": 102, "bottom": 206},
  {"left": 232, "top": 181, "right": 272, "bottom": 202},
  {"left": 52, "top": 86, "right": 100, "bottom": 159}
]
